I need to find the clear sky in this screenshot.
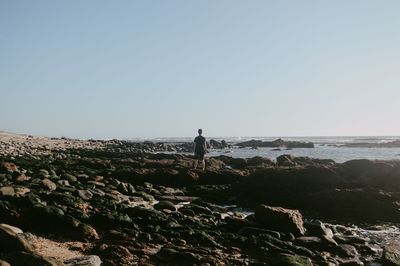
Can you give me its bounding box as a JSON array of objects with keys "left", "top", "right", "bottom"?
[{"left": 1, "top": 1, "right": 400, "bottom": 139}]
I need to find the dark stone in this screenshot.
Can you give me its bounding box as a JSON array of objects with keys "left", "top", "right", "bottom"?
[
  {"left": 255, "top": 205, "right": 306, "bottom": 236},
  {"left": 154, "top": 201, "right": 177, "bottom": 211}
]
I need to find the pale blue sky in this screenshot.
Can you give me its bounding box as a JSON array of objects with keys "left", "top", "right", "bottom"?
[{"left": 1, "top": 1, "right": 400, "bottom": 138}]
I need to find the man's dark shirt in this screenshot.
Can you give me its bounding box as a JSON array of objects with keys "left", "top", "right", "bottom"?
[{"left": 194, "top": 136, "right": 206, "bottom": 155}]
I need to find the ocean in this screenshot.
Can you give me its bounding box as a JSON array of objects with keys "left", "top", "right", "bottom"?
[
  {"left": 209, "top": 136, "right": 400, "bottom": 163},
  {"left": 139, "top": 136, "right": 400, "bottom": 163}
]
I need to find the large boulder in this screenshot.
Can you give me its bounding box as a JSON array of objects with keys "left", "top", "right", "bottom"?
[{"left": 254, "top": 205, "right": 306, "bottom": 236}]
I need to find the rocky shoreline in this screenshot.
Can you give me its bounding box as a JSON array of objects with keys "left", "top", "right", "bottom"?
[{"left": 1, "top": 132, "right": 400, "bottom": 265}]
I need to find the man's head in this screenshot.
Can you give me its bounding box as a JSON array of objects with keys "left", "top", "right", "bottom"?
[{"left": 198, "top": 129, "right": 203, "bottom": 135}]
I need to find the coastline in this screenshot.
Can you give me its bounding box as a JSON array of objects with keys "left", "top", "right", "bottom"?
[{"left": 1, "top": 133, "right": 400, "bottom": 265}]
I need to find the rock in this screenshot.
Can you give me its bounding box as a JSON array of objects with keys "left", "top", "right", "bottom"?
[
  {"left": 99, "top": 245, "right": 137, "bottom": 265},
  {"left": 277, "top": 154, "right": 297, "bottom": 167},
  {"left": 42, "top": 179, "right": 57, "bottom": 191},
  {"left": 0, "top": 251, "right": 59, "bottom": 266},
  {"left": 87, "top": 181, "right": 105, "bottom": 187},
  {"left": 0, "top": 224, "right": 33, "bottom": 253},
  {"left": 77, "top": 223, "right": 99, "bottom": 241},
  {"left": 335, "top": 244, "right": 358, "bottom": 258},
  {"left": 0, "top": 259, "right": 10, "bottom": 266},
  {"left": 57, "top": 180, "right": 70, "bottom": 186},
  {"left": 78, "top": 190, "right": 93, "bottom": 200},
  {"left": 64, "top": 174, "right": 77, "bottom": 183},
  {"left": 0, "top": 162, "right": 18, "bottom": 173},
  {"left": 134, "top": 191, "right": 155, "bottom": 201},
  {"left": 15, "top": 174, "right": 30, "bottom": 182},
  {"left": 294, "top": 236, "right": 336, "bottom": 251},
  {"left": 383, "top": 241, "right": 400, "bottom": 265},
  {"left": 238, "top": 227, "right": 281, "bottom": 239},
  {"left": 247, "top": 156, "right": 275, "bottom": 167},
  {"left": 154, "top": 201, "right": 177, "bottom": 211},
  {"left": 0, "top": 186, "right": 15, "bottom": 197},
  {"left": 304, "top": 220, "right": 333, "bottom": 238},
  {"left": 236, "top": 138, "right": 314, "bottom": 149},
  {"left": 64, "top": 255, "right": 102, "bottom": 266},
  {"left": 14, "top": 187, "right": 30, "bottom": 196},
  {"left": 38, "top": 169, "right": 50, "bottom": 176},
  {"left": 255, "top": 205, "right": 306, "bottom": 236},
  {"left": 272, "top": 253, "right": 313, "bottom": 266},
  {"left": 0, "top": 224, "right": 23, "bottom": 234}
]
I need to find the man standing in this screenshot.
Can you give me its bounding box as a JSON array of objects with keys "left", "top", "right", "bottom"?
[{"left": 194, "top": 128, "right": 207, "bottom": 170}]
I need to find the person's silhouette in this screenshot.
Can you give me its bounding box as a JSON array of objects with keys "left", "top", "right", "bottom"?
[{"left": 193, "top": 129, "right": 207, "bottom": 170}]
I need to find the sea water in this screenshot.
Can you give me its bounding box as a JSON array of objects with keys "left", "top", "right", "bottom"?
[
  {"left": 140, "top": 136, "right": 400, "bottom": 163},
  {"left": 208, "top": 136, "right": 400, "bottom": 163},
  {"left": 208, "top": 145, "right": 400, "bottom": 163}
]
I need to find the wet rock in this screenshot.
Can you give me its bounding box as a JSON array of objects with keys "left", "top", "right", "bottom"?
[
  {"left": 337, "top": 258, "right": 364, "bottom": 265},
  {"left": 272, "top": 253, "right": 313, "bottom": 266},
  {"left": 64, "top": 255, "right": 102, "bottom": 266},
  {"left": 255, "top": 205, "right": 306, "bottom": 236},
  {"left": 277, "top": 154, "right": 298, "bottom": 167},
  {"left": 294, "top": 237, "right": 336, "bottom": 252},
  {"left": 304, "top": 220, "right": 333, "bottom": 238},
  {"left": 209, "top": 139, "right": 228, "bottom": 149},
  {"left": 179, "top": 204, "right": 212, "bottom": 216},
  {"left": 154, "top": 201, "right": 177, "bottom": 211},
  {"left": 247, "top": 156, "right": 275, "bottom": 167},
  {"left": 383, "top": 241, "right": 400, "bottom": 265},
  {"left": 237, "top": 139, "right": 314, "bottom": 149},
  {"left": 224, "top": 216, "right": 255, "bottom": 230},
  {"left": 304, "top": 220, "right": 337, "bottom": 246},
  {"left": 335, "top": 244, "right": 358, "bottom": 258},
  {"left": 117, "top": 182, "right": 135, "bottom": 195},
  {"left": 238, "top": 227, "right": 281, "bottom": 239},
  {"left": 133, "top": 191, "right": 155, "bottom": 201}
]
